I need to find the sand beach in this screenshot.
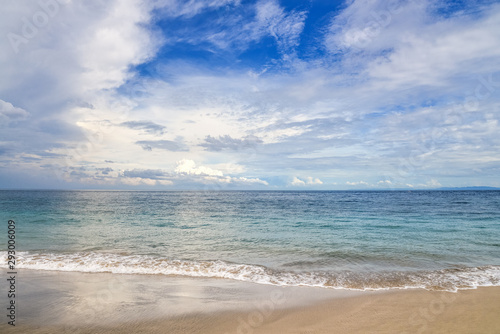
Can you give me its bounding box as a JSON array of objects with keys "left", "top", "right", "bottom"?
[{"left": 2, "top": 268, "right": 499, "bottom": 334}]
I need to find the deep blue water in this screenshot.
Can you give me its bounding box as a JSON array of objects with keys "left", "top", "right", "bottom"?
[{"left": 1, "top": 190, "right": 499, "bottom": 290}]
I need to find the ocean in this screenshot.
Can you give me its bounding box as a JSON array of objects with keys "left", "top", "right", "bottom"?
[{"left": 2, "top": 190, "right": 499, "bottom": 291}]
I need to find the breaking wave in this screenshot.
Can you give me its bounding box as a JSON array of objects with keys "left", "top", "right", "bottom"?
[{"left": 3, "top": 251, "right": 500, "bottom": 292}]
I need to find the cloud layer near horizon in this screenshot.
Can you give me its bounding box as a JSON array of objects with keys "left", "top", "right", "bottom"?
[{"left": 1, "top": 0, "right": 499, "bottom": 189}]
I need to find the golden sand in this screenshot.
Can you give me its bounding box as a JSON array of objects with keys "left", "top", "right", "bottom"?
[{"left": 4, "top": 286, "right": 499, "bottom": 334}]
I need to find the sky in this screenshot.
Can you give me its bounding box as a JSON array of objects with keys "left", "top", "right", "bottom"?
[{"left": 0, "top": 0, "right": 499, "bottom": 190}]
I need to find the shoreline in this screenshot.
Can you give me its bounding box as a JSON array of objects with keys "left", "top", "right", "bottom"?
[{"left": 1, "top": 269, "right": 499, "bottom": 333}]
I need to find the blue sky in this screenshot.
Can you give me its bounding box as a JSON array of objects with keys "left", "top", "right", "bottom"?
[{"left": 1, "top": 0, "right": 499, "bottom": 190}]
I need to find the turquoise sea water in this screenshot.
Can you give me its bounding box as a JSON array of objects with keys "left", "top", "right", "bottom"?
[{"left": 2, "top": 190, "right": 499, "bottom": 291}]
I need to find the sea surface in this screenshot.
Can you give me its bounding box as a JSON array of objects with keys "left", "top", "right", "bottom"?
[{"left": 2, "top": 190, "right": 500, "bottom": 291}]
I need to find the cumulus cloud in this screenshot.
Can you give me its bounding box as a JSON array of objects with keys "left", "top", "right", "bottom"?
[
  {"left": 232, "top": 176, "right": 268, "bottom": 185},
  {"left": 0, "top": 0, "right": 162, "bottom": 177},
  {"left": 290, "top": 176, "right": 323, "bottom": 186},
  {"left": 346, "top": 181, "right": 370, "bottom": 186},
  {"left": 203, "top": 175, "right": 268, "bottom": 186},
  {"left": 55, "top": 161, "right": 268, "bottom": 188},
  {"left": 175, "top": 159, "right": 224, "bottom": 176},
  {"left": 174, "top": 159, "right": 268, "bottom": 186},
  {"left": 306, "top": 176, "right": 323, "bottom": 185},
  {"left": 1, "top": 0, "right": 159, "bottom": 101},
  {"left": 1, "top": 0, "right": 499, "bottom": 189},
  {"left": 291, "top": 176, "right": 306, "bottom": 186}
]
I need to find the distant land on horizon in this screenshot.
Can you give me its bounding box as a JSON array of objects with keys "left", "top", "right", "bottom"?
[
  {"left": 365, "top": 186, "right": 500, "bottom": 191},
  {"left": 434, "top": 186, "right": 500, "bottom": 190}
]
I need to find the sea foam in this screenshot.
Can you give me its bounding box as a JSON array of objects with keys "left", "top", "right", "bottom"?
[{"left": 3, "top": 251, "right": 500, "bottom": 292}]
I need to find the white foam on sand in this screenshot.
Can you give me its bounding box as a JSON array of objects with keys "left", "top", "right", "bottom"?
[{"left": 3, "top": 251, "right": 500, "bottom": 292}]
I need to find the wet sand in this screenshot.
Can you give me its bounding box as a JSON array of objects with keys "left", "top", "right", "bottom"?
[{"left": 1, "top": 269, "right": 499, "bottom": 333}]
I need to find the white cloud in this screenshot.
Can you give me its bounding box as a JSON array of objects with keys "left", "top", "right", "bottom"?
[
  {"left": 346, "top": 181, "right": 370, "bottom": 186},
  {"left": 76, "top": 0, "right": 159, "bottom": 91},
  {"left": 252, "top": 0, "right": 306, "bottom": 53},
  {"left": 291, "top": 176, "right": 306, "bottom": 186},
  {"left": 210, "top": 162, "right": 246, "bottom": 174},
  {"left": 233, "top": 176, "right": 268, "bottom": 185},
  {"left": 306, "top": 176, "right": 323, "bottom": 185},
  {"left": 204, "top": 175, "right": 268, "bottom": 186},
  {"left": 175, "top": 159, "right": 224, "bottom": 176},
  {"left": 255, "top": 125, "right": 312, "bottom": 144},
  {"left": 0, "top": 99, "right": 29, "bottom": 125},
  {"left": 0, "top": 0, "right": 159, "bottom": 102},
  {"left": 367, "top": 7, "right": 500, "bottom": 89},
  {"left": 158, "top": 0, "right": 240, "bottom": 19},
  {"left": 416, "top": 179, "right": 442, "bottom": 188},
  {"left": 47, "top": 160, "right": 266, "bottom": 188},
  {"left": 291, "top": 176, "right": 323, "bottom": 186},
  {"left": 196, "top": 0, "right": 307, "bottom": 56},
  {"left": 121, "top": 177, "right": 157, "bottom": 186},
  {"left": 1, "top": 1, "right": 499, "bottom": 189},
  {"left": 174, "top": 159, "right": 268, "bottom": 186},
  {"left": 324, "top": 0, "right": 500, "bottom": 91},
  {"left": 324, "top": 0, "right": 427, "bottom": 54}
]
